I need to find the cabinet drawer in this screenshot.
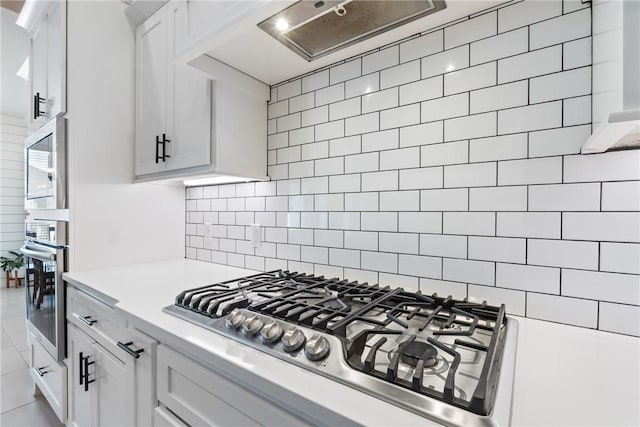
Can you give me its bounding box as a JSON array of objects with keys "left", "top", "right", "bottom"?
[
  {"left": 154, "top": 406, "right": 188, "bottom": 427},
  {"left": 30, "top": 332, "right": 67, "bottom": 422},
  {"left": 157, "top": 345, "right": 307, "bottom": 427}
]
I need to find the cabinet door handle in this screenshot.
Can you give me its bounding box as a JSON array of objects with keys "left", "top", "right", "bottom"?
[
  {"left": 35, "top": 366, "right": 49, "bottom": 377},
  {"left": 78, "top": 315, "right": 96, "bottom": 326},
  {"left": 117, "top": 341, "right": 144, "bottom": 359},
  {"left": 155, "top": 135, "right": 160, "bottom": 164},
  {"left": 79, "top": 351, "right": 84, "bottom": 385},
  {"left": 33, "top": 92, "right": 45, "bottom": 119},
  {"left": 162, "top": 133, "right": 171, "bottom": 161},
  {"left": 82, "top": 353, "right": 95, "bottom": 392}
]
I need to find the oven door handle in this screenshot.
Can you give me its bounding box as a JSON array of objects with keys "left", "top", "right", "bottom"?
[{"left": 20, "top": 245, "right": 57, "bottom": 261}]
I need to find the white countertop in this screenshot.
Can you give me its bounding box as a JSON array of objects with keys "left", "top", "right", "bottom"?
[{"left": 64, "top": 259, "right": 640, "bottom": 426}]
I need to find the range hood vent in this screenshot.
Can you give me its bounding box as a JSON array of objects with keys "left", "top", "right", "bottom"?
[{"left": 258, "top": 0, "right": 446, "bottom": 62}]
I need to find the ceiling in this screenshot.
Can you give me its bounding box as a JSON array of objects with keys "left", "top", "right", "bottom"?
[
  {"left": 205, "top": 0, "right": 508, "bottom": 85},
  {"left": 0, "top": 0, "right": 23, "bottom": 14}
]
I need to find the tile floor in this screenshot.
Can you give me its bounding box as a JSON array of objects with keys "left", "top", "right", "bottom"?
[{"left": 0, "top": 285, "right": 63, "bottom": 426}]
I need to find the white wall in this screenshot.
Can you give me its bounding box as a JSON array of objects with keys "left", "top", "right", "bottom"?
[
  {"left": 185, "top": 0, "right": 640, "bottom": 337},
  {"left": 0, "top": 8, "right": 29, "bottom": 119},
  {"left": 67, "top": 1, "right": 184, "bottom": 271}
]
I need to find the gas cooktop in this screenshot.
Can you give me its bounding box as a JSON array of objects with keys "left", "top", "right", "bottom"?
[{"left": 163, "top": 270, "right": 518, "bottom": 426}]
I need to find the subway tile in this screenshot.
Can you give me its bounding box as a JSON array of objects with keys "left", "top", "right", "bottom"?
[
  {"left": 421, "top": 141, "right": 469, "bottom": 167},
  {"left": 236, "top": 212, "right": 254, "bottom": 225},
  {"left": 498, "top": 46, "right": 562, "bottom": 84},
  {"left": 289, "top": 126, "right": 315, "bottom": 146},
  {"left": 527, "top": 292, "right": 598, "bottom": 328},
  {"left": 468, "top": 285, "right": 525, "bottom": 316},
  {"left": 236, "top": 183, "right": 255, "bottom": 197},
  {"left": 445, "top": 112, "right": 496, "bottom": 141},
  {"left": 314, "top": 194, "right": 344, "bottom": 211},
  {"left": 421, "top": 93, "right": 469, "bottom": 123},
  {"left": 400, "top": 122, "right": 444, "bottom": 147},
  {"left": 361, "top": 251, "right": 398, "bottom": 274},
  {"left": 268, "top": 132, "right": 288, "bottom": 150},
  {"left": 380, "top": 232, "right": 419, "bottom": 254},
  {"left": 470, "top": 27, "right": 528, "bottom": 65},
  {"left": 301, "top": 212, "right": 328, "bottom": 229},
  {"left": 362, "top": 88, "right": 399, "bottom": 114},
  {"left": 421, "top": 45, "right": 470, "bottom": 78},
  {"left": 314, "top": 157, "right": 344, "bottom": 177},
  {"left": 268, "top": 150, "right": 277, "bottom": 166},
  {"left": 444, "top": 162, "right": 497, "bottom": 188},
  {"left": 345, "top": 73, "right": 379, "bottom": 98},
  {"left": 219, "top": 184, "right": 236, "bottom": 198},
  {"left": 498, "top": 102, "right": 562, "bottom": 134},
  {"left": 564, "top": 151, "right": 640, "bottom": 183},
  {"left": 255, "top": 242, "right": 276, "bottom": 258},
  {"left": 203, "top": 186, "right": 220, "bottom": 198},
  {"left": 398, "top": 212, "right": 442, "bottom": 233},
  {"left": 599, "top": 303, "right": 640, "bottom": 337},
  {"left": 470, "top": 81, "right": 528, "bottom": 114},
  {"left": 362, "top": 129, "right": 399, "bottom": 152},
  {"left": 344, "top": 269, "right": 379, "bottom": 285},
  {"left": 301, "top": 105, "right": 328, "bottom": 127},
  {"left": 380, "top": 147, "right": 420, "bottom": 170},
  {"left": 345, "top": 192, "right": 379, "bottom": 211},
  {"left": 315, "top": 264, "right": 344, "bottom": 278},
  {"left": 468, "top": 236, "right": 526, "bottom": 263},
  {"left": 329, "top": 174, "right": 360, "bottom": 193},
  {"left": 196, "top": 199, "right": 210, "bottom": 211},
  {"left": 288, "top": 228, "right": 314, "bottom": 245},
  {"left": 498, "top": 0, "right": 562, "bottom": 33},
  {"left": 445, "top": 11, "right": 496, "bottom": 49},
  {"left": 563, "top": 95, "right": 591, "bottom": 126},
  {"left": 398, "top": 254, "right": 441, "bottom": 278},
  {"left": 529, "top": 183, "right": 601, "bottom": 211},
  {"left": 530, "top": 8, "right": 591, "bottom": 49},
  {"left": 469, "top": 133, "right": 528, "bottom": 162},
  {"left": 288, "top": 261, "right": 313, "bottom": 273},
  {"left": 300, "top": 177, "right": 328, "bottom": 196},
  {"left": 277, "top": 146, "right": 301, "bottom": 164},
  {"left": 363, "top": 46, "right": 399, "bottom": 74},
  {"left": 276, "top": 179, "right": 300, "bottom": 195},
  {"left": 277, "top": 113, "right": 301, "bottom": 132},
  {"left": 302, "top": 70, "right": 329, "bottom": 93},
  {"left": 344, "top": 231, "right": 378, "bottom": 251},
  {"left": 345, "top": 112, "right": 379, "bottom": 136},
  {"left": 563, "top": 37, "right": 591, "bottom": 70},
  {"left": 277, "top": 80, "right": 301, "bottom": 101},
  {"left": 498, "top": 157, "right": 562, "bottom": 185},
  {"left": 329, "top": 212, "right": 361, "bottom": 230},
  {"left": 267, "top": 119, "right": 276, "bottom": 135},
  {"left": 187, "top": 187, "right": 203, "bottom": 199},
  {"left": 277, "top": 212, "right": 300, "bottom": 228},
  {"left": 345, "top": 152, "right": 378, "bottom": 174},
  {"left": 329, "top": 248, "right": 360, "bottom": 268},
  {"left": 602, "top": 182, "right": 640, "bottom": 211},
  {"left": 563, "top": 213, "right": 640, "bottom": 243},
  {"left": 470, "top": 186, "right": 527, "bottom": 211},
  {"left": 497, "top": 212, "right": 561, "bottom": 239},
  {"left": 381, "top": 60, "right": 420, "bottom": 89},
  {"left": 361, "top": 212, "right": 398, "bottom": 232},
  {"left": 444, "top": 62, "right": 496, "bottom": 96},
  {"left": 289, "top": 161, "right": 314, "bottom": 178},
  {"left": 443, "top": 258, "right": 495, "bottom": 286},
  {"left": 443, "top": 212, "right": 496, "bottom": 236},
  {"left": 265, "top": 196, "right": 288, "bottom": 211},
  {"left": 228, "top": 226, "right": 244, "bottom": 240},
  {"left": 420, "top": 234, "right": 467, "bottom": 258},
  {"left": 301, "top": 246, "right": 328, "bottom": 264},
  {"left": 399, "top": 167, "right": 443, "bottom": 190},
  {"left": 255, "top": 212, "right": 276, "bottom": 227},
  {"left": 316, "top": 83, "right": 345, "bottom": 106},
  {"left": 329, "top": 136, "right": 360, "bottom": 157},
  {"left": 528, "top": 239, "right": 598, "bottom": 270},
  {"left": 400, "top": 30, "right": 443, "bottom": 63},
  {"left": 421, "top": 188, "right": 468, "bottom": 211},
  {"left": 189, "top": 211, "right": 204, "bottom": 224},
  {"left": 379, "top": 273, "right": 419, "bottom": 291},
  {"left": 530, "top": 68, "right": 591, "bottom": 103},
  {"left": 562, "top": 269, "right": 640, "bottom": 306},
  {"left": 379, "top": 191, "right": 419, "bottom": 211},
  {"left": 399, "top": 75, "right": 443, "bottom": 105},
  {"left": 496, "top": 263, "right": 560, "bottom": 294},
  {"left": 330, "top": 59, "right": 361, "bottom": 84},
  {"left": 289, "top": 92, "right": 315, "bottom": 114},
  {"left": 219, "top": 238, "right": 237, "bottom": 251},
  {"left": 601, "top": 243, "right": 640, "bottom": 275},
  {"left": 330, "top": 98, "right": 361, "bottom": 121},
  {"left": 268, "top": 100, "right": 288, "bottom": 119},
  {"left": 301, "top": 141, "right": 329, "bottom": 161},
  {"left": 315, "top": 120, "right": 345, "bottom": 141},
  {"left": 245, "top": 197, "right": 265, "bottom": 211},
  {"left": 420, "top": 278, "right": 467, "bottom": 298},
  {"left": 380, "top": 104, "right": 420, "bottom": 130},
  {"left": 288, "top": 195, "right": 314, "bottom": 211},
  {"left": 276, "top": 243, "right": 301, "bottom": 261}
]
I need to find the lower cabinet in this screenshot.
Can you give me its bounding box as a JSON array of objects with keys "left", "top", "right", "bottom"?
[{"left": 28, "top": 328, "right": 67, "bottom": 423}]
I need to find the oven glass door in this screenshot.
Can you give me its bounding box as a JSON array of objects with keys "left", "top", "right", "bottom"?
[{"left": 26, "top": 133, "right": 54, "bottom": 201}]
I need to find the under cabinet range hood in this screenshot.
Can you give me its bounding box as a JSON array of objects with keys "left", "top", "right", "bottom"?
[
  {"left": 258, "top": 0, "right": 446, "bottom": 62},
  {"left": 582, "top": 0, "right": 640, "bottom": 154}
]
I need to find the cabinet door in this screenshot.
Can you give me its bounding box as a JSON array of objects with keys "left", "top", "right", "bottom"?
[
  {"left": 135, "top": 9, "right": 168, "bottom": 176},
  {"left": 29, "top": 21, "right": 48, "bottom": 131},
  {"left": 46, "top": 0, "right": 66, "bottom": 119},
  {"left": 92, "top": 342, "right": 136, "bottom": 427},
  {"left": 67, "top": 325, "right": 95, "bottom": 427},
  {"left": 165, "top": 2, "right": 211, "bottom": 172}
]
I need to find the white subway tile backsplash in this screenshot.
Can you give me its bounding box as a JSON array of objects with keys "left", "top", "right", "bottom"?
[
  {"left": 380, "top": 191, "right": 419, "bottom": 211},
  {"left": 528, "top": 293, "right": 598, "bottom": 328},
  {"left": 301, "top": 105, "right": 328, "bottom": 127},
  {"left": 361, "top": 212, "right": 398, "bottom": 232},
  {"left": 602, "top": 182, "right": 640, "bottom": 211},
  {"left": 528, "top": 239, "right": 598, "bottom": 270},
  {"left": 496, "top": 263, "right": 560, "bottom": 294},
  {"left": 498, "top": 46, "right": 562, "bottom": 84},
  {"left": 301, "top": 246, "right": 328, "bottom": 264},
  {"left": 444, "top": 11, "right": 496, "bottom": 49},
  {"left": 289, "top": 126, "right": 314, "bottom": 146},
  {"left": 380, "top": 147, "right": 420, "bottom": 170},
  {"left": 563, "top": 213, "right": 640, "bottom": 243},
  {"left": 498, "top": 157, "right": 562, "bottom": 185},
  {"left": 302, "top": 141, "right": 329, "bottom": 161},
  {"left": 443, "top": 258, "right": 495, "bottom": 286},
  {"left": 276, "top": 179, "right": 301, "bottom": 195},
  {"left": 362, "top": 251, "right": 398, "bottom": 274},
  {"left": 400, "top": 30, "right": 443, "bottom": 63},
  {"left": 400, "top": 76, "right": 443, "bottom": 106},
  {"left": 345, "top": 192, "right": 379, "bottom": 211},
  {"left": 468, "top": 285, "right": 525, "bottom": 316},
  {"left": 468, "top": 236, "right": 526, "bottom": 263},
  {"left": 277, "top": 146, "right": 301, "bottom": 164},
  {"left": 268, "top": 132, "right": 288, "bottom": 150},
  {"left": 470, "top": 27, "right": 528, "bottom": 65},
  {"left": 445, "top": 112, "right": 496, "bottom": 141},
  {"left": 345, "top": 73, "right": 379, "bottom": 98},
  {"left": 529, "top": 125, "right": 591, "bottom": 157},
  {"left": 289, "top": 92, "right": 314, "bottom": 114},
  {"left": 444, "top": 62, "right": 496, "bottom": 96},
  {"left": 398, "top": 212, "right": 442, "bottom": 233},
  {"left": 530, "top": 68, "right": 591, "bottom": 103},
  {"left": 345, "top": 152, "right": 378, "bottom": 174},
  {"left": 498, "top": 0, "right": 562, "bottom": 32},
  {"left": 345, "top": 231, "right": 378, "bottom": 251},
  {"left": 277, "top": 113, "right": 301, "bottom": 132},
  {"left": 562, "top": 269, "right": 640, "bottom": 306},
  {"left": 469, "top": 134, "right": 528, "bottom": 162},
  {"left": 400, "top": 122, "right": 444, "bottom": 147},
  {"left": 329, "top": 174, "right": 360, "bottom": 193},
  {"left": 362, "top": 88, "right": 399, "bottom": 114},
  {"left": 420, "top": 234, "right": 467, "bottom": 258},
  {"left": 599, "top": 303, "right": 640, "bottom": 337},
  {"left": 289, "top": 161, "right": 314, "bottom": 179},
  {"left": 421, "top": 93, "right": 469, "bottom": 123},
  {"left": 379, "top": 273, "right": 419, "bottom": 291},
  {"left": 497, "top": 212, "right": 561, "bottom": 239},
  {"left": 362, "top": 129, "right": 399, "bottom": 152},
  {"left": 381, "top": 60, "right": 420, "bottom": 89},
  {"left": 380, "top": 232, "right": 419, "bottom": 254},
  {"left": 470, "top": 186, "right": 527, "bottom": 211},
  {"left": 498, "top": 102, "right": 562, "bottom": 134},
  {"left": 363, "top": 46, "right": 399, "bottom": 74},
  {"left": 564, "top": 151, "right": 640, "bottom": 183},
  {"left": 330, "top": 98, "right": 361, "bottom": 121},
  {"left": 600, "top": 243, "right": 640, "bottom": 274},
  {"left": 399, "top": 167, "right": 443, "bottom": 190},
  {"left": 420, "top": 278, "right": 467, "bottom": 299},
  {"left": 314, "top": 194, "right": 344, "bottom": 211},
  {"left": 530, "top": 8, "right": 591, "bottom": 49},
  {"left": 563, "top": 95, "right": 591, "bottom": 126},
  {"left": 380, "top": 104, "right": 420, "bottom": 130},
  {"left": 421, "top": 45, "right": 470, "bottom": 79},
  {"left": 421, "top": 141, "right": 468, "bottom": 167},
  {"left": 398, "top": 254, "right": 441, "bottom": 278},
  {"left": 302, "top": 70, "right": 329, "bottom": 93},
  {"left": 316, "top": 120, "right": 345, "bottom": 141},
  {"left": 301, "top": 212, "right": 328, "bottom": 229},
  {"left": 277, "top": 80, "right": 301, "bottom": 101},
  {"left": 444, "top": 162, "right": 497, "bottom": 188},
  {"left": 470, "top": 81, "right": 528, "bottom": 114},
  {"left": 529, "top": 183, "right": 600, "bottom": 211},
  {"left": 329, "top": 248, "right": 360, "bottom": 268},
  {"left": 316, "top": 84, "right": 345, "bottom": 106},
  {"left": 268, "top": 100, "right": 288, "bottom": 119},
  {"left": 288, "top": 195, "right": 314, "bottom": 211},
  {"left": 329, "top": 136, "right": 360, "bottom": 157},
  {"left": 444, "top": 212, "right": 496, "bottom": 236},
  {"left": 421, "top": 188, "right": 468, "bottom": 211},
  {"left": 563, "top": 37, "right": 591, "bottom": 70},
  {"left": 345, "top": 112, "right": 379, "bottom": 136},
  {"left": 329, "top": 212, "right": 361, "bottom": 230},
  {"left": 330, "top": 59, "right": 361, "bottom": 85},
  {"left": 265, "top": 196, "right": 288, "bottom": 211}
]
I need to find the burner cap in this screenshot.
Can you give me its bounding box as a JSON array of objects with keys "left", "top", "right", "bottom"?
[{"left": 400, "top": 341, "right": 437, "bottom": 367}]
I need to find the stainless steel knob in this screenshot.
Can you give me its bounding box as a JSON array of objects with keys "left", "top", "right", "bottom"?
[
  {"left": 241, "top": 315, "right": 264, "bottom": 336},
  {"left": 304, "top": 333, "right": 330, "bottom": 361},
  {"left": 281, "top": 327, "right": 306, "bottom": 353},
  {"left": 224, "top": 308, "right": 246, "bottom": 329},
  {"left": 259, "top": 320, "right": 283, "bottom": 344}
]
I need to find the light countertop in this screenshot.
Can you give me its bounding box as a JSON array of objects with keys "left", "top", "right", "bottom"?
[{"left": 64, "top": 258, "right": 640, "bottom": 426}]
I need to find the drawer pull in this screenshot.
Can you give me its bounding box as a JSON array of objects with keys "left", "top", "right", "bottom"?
[
  {"left": 117, "top": 341, "right": 144, "bottom": 359},
  {"left": 78, "top": 315, "right": 96, "bottom": 326},
  {"left": 35, "top": 366, "right": 49, "bottom": 377}
]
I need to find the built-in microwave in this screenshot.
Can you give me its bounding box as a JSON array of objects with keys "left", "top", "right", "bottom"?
[{"left": 25, "top": 117, "right": 66, "bottom": 211}]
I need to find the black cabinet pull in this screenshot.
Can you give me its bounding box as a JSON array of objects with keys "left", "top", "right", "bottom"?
[
  {"left": 33, "top": 92, "right": 45, "bottom": 119},
  {"left": 82, "top": 353, "right": 95, "bottom": 392},
  {"left": 79, "top": 351, "right": 84, "bottom": 385},
  {"left": 162, "top": 133, "right": 171, "bottom": 161},
  {"left": 78, "top": 315, "right": 96, "bottom": 326},
  {"left": 155, "top": 135, "right": 160, "bottom": 164},
  {"left": 117, "top": 341, "right": 144, "bottom": 359},
  {"left": 35, "top": 366, "right": 49, "bottom": 377}
]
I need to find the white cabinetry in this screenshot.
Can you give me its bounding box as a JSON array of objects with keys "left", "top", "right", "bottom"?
[{"left": 66, "top": 286, "right": 157, "bottom": 427}]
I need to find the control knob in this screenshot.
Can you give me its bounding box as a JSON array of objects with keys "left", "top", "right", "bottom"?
[
  {"left": 281, "top": 327, "right": 306, "bottom": 353},
  {"left": 259, "top": 320, "right": 283, "bottom": 344},
  {"left": 304, "top": 333, "right": 330, "bottom": 361},
  {"left": 241, "top": 315, "right": 264, "bottom": 336},
  {"left": 224, "top": 308, "right": 246, "bottom": 329}
]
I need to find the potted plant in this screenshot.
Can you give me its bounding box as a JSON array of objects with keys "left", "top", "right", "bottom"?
[{"left": 1, "top": 251, "right": 25, "bottom": 287}]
